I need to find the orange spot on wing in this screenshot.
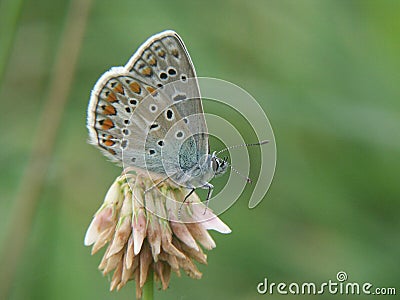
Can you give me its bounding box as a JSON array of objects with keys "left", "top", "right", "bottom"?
[
  {"left": 142, "top": 67, "right": 152, "bottom": 76},
  {"left": 101, "top": 118, "right": 114, "bottom": 130},
  {"left": 107, "top": 92, "right": 118, "bottom": 103},
  {"left": 108, "top": 149, "right": 116, "bottom": 155},
  {"left": 148, "top": 58, "right": 157, "bottom": 66},
  {"left": 146, "top": 86, "right": 158, "bottom": 96},
  {"left": 103, "top": 105, "right": 116, "bottom": 115},
  {"left": 158, "top": 50, "right": 166, "bottom": 58},
  {"left": 113, "top": 83, "right": 124, "bottom": 94},
  {"left": 104, "top": 137, "right": 115, "bottom": 147},
  {"left": 129, "top": 82, "right": 141, "bottom": 94},
  {"left": 171, "top": 49, "right": 179, "bottom": 57}
]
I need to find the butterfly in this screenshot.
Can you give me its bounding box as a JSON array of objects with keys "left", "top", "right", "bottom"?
[{"left": 87, "top": 30, "right": 229, "bottom": 203}]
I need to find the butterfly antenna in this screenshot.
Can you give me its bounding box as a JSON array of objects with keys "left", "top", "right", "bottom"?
[
  {"left": 225, "top": 160, "right": 252, "bottom": 184},
  {"left": 216, "top": 140, "right": 269, "bottom": 156}
]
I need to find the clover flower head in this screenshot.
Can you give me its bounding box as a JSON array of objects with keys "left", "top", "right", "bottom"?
[{"left": 84, "top": 171, "right": 231, "bottom": 298}]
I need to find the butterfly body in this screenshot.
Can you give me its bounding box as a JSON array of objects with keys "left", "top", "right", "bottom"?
[{"left": 87, "top": 30, "right": 227, "bottom": 197}]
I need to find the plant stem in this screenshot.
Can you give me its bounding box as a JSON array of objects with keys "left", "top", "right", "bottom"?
[{"left": 142, "top": 268, "right": 154, "bottom": 300}]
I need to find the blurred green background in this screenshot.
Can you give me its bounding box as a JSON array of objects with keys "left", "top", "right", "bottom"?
[{"left": 1, "top": 0, "right": 399, "bottom": 299}]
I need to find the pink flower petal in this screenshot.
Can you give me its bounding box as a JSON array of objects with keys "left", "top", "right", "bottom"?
[
  {"left": 84, "top": 207, "right": 113, "bottom": 246},
  {"left": 191, "top": 203, "right": 232, "bottom": 234},
  {"left": 132, "top": 208, "right": 146, "bottom": 255}
]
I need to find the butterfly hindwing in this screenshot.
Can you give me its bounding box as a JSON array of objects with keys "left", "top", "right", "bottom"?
[{"left": 88, "top": 67, "right": 159, "bottom": 160}]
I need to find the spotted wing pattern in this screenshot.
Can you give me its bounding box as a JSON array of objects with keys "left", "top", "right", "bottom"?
[{"left": 87, "top": 31, "right": 208, "bottom": 177}]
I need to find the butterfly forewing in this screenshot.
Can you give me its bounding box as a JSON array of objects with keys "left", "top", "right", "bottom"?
[{"left": 126, "top": 32, "right": 208, "bottom": 152}]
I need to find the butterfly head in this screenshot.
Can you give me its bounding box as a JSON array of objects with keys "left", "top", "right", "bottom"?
[{"left": 211, "top": 152, "right": 228, "bottom": 177}]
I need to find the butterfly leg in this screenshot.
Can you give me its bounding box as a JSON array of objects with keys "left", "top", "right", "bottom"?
[
  {"left": 178, "top": 188, "right": 196, "bottom": 220},
  {"left": 203, "top": 182, "right": 214, "bottom": 215},
  {"left": 183, "top": 188, "right": 196, "bottom": 203}
]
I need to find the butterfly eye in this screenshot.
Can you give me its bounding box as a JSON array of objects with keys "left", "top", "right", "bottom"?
[{"left": 219, "top": 157, "right": 228, "bottom": 168}]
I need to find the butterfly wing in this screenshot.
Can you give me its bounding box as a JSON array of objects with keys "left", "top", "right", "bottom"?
[
  {"left": 87, "top": 30, "right": 208, "bottom": 177},
  {"left": 125, "top": 31, "right": 209, "bottom": 164},
  {"left": 87, "top": 67, "right": 166, "bottom": 168}
]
